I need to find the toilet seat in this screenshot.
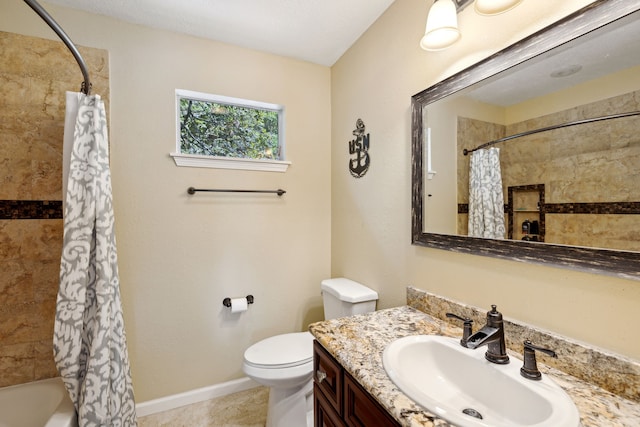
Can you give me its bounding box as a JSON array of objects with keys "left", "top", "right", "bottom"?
[{"left": 244, "top": 332, "right": 314, "bottom": 369}]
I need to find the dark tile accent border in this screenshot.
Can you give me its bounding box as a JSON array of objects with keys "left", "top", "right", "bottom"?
[
  {"left": 459, "top": 201, "right": 640, "bottom": 215},
  {"left": 545, "top": 202, "right": 640, "bottom": 214},
  {"left": 458, "top": 204, "right": 510, "bottom": 214},
  {"left": 0, "top": 200, "right": 63, "bottom": 219}
]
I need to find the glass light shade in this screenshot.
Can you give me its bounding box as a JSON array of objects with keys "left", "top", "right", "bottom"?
[
  {"left": 475, "top": 0, "right": 524, "bottom": 15},
  {"left": 420, "top": 0, "right": 461, "bottom": 51}
]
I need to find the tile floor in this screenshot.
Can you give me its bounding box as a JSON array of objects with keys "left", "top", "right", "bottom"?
[{"left": 138, "top": 386, "right": 269, "bottom": 427}]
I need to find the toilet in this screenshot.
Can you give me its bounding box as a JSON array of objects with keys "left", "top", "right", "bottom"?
[{"left": 242, "top": 278, "right": 378, "bottom": 427}]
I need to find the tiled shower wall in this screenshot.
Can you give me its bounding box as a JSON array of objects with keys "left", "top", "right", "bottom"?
[
  {"left": 456, "top": 90, "right": 640, "bottom": 251},
  {"left": 0, "top": 31, "right": 108, "bottom": 387}
]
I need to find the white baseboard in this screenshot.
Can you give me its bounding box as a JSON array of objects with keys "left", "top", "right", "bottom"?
[{"left": 136, "top": 377, "right": 260, "bottom": 417}]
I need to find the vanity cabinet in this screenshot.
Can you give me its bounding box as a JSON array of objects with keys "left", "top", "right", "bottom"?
[{"left": 313, "top": 340, "right": 400, "bottom": 427}]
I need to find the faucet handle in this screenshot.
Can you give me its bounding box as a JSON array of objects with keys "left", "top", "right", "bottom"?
[
  {"left": 520, "top": 340, "right": 558, "bottom": 380},
  {"left": 445, "top": 313, "right": 473, "bottom": 348}
]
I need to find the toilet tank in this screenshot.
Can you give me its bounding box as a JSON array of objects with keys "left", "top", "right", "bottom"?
[{"left": 321, "top": 278, "right": 378, "bottom": 320}]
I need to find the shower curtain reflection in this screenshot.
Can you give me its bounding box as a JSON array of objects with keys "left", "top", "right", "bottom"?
[{"left": 468, "top": 148, "right": 506, "bottom": 239}]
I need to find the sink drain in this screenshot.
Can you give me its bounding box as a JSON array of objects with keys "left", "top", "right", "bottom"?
[{"left": 462, "top": 408, "right": 483, "bottom": 420}]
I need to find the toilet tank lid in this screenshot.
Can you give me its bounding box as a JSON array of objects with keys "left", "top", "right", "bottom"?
[{"left": 321, "top": 278, "right": 378, "bottom": 303}]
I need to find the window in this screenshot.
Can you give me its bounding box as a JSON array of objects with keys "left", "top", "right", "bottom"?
[{"left": 171, "top": 90, "right": 290, "bottom": 172}]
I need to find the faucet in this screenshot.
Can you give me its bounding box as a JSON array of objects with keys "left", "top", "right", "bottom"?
[
  {"left": 520, "top": 340, "right": 557, "bottom": 380},
  {"left": 445, "top": 312, "right": 473, "bottom": 348},
  {"left": 465, "top": 305, "right": 510, "bottom": 364}
]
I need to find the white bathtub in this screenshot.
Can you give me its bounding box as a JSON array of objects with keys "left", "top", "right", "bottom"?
[{"left": 0, "top": 377, "right": 77, "bottom": 427}]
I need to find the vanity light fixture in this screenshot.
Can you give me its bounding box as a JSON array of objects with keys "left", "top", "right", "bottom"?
[
  {"left": 475, "top": 0, "right": 524, "bottom": 15},
  {"left": 420, "top": 0, "right": 461, "bottom": 51},
  {"left": 420, "top": 0, "right": 524, "bottom": 51}
]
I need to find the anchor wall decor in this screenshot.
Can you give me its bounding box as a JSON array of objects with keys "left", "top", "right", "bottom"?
[{"left": 348, "top": 118, "right": 370, "bottom": 178}]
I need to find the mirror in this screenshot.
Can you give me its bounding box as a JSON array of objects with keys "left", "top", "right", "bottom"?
[{"left": 412, "top": 0, "right": 640, "bottom": 280}]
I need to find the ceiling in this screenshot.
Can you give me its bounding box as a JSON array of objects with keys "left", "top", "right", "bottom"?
[
  {"left": 465, "top": 9, "right": 640, "bottom": 107},
  {"left": 43, "top": 0, "right": 396, "bottom": 66}
]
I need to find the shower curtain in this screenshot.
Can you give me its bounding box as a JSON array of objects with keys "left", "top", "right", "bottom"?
[
  {"left": 468, "top": 147, "right": 506, "bottom": 239},
  {"left": 54, "top": 92, "right": 137, "bottom": 426}
]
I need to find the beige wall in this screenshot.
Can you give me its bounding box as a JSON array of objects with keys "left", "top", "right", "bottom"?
[
  {"left": 1, "top": 1, "right": 331, "bottom": 401},
  {"left": 424, "top": 96, "right": 505, "bottom": 234},
  {"left": 507, "top": 64, "right": 640, "bottom": 124},
  {"left": 331, "top": 0, "right": 640, "bottom": 362}
]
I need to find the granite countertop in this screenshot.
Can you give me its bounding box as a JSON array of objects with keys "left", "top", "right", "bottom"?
[{"left": 309, "top": 306, "right": 640, "bottom": 427}]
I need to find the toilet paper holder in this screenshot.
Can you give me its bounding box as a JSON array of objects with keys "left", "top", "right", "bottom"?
[{"left": 223, "top": 295, "right": 254, "bottom": 308}]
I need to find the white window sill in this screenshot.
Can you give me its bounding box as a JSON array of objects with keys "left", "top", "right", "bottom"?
[{"left": 170, "top": 153, "right": 291, "bottom": 172}]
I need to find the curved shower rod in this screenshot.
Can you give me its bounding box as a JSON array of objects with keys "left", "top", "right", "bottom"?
[
  {"left": 23, "top": 0, "right": 91, "bottom": 94},
  {"left": 463, "top": 110, "right": 640, "bottom": 155}
]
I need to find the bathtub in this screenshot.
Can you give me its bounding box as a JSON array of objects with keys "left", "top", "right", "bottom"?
[{"left": 0, "top": 377, "right": 77, "bottom": 427}]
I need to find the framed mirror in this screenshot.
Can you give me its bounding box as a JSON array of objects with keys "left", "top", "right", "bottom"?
[{"left": 411, "top": 0, "right": 640, "bottom": 280}]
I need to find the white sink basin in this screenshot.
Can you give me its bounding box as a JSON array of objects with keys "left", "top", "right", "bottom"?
[{"left": 383, "top": 335, "right": 580, "bottom": 427}]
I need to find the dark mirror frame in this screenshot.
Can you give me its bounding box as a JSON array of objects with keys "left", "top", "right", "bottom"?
[{"left": 411, "top": 0, "right": 640, "bottom": 281}]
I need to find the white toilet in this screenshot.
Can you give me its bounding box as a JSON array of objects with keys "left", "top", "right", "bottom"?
[{"left": 242, "top": 278, "right": 378, "bottom": 427}]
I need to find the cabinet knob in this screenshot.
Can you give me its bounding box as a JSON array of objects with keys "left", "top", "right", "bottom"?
[{"left": 316, "top": 370, "right": 327, "bottom": 383}]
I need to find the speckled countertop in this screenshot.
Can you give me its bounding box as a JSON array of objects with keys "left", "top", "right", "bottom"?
[{"left": 309, "top": 306, "right": 640, "bottom": 427}]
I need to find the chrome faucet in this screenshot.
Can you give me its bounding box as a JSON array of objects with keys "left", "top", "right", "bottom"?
[{"left": 465, "top": 305, "right": 510, "bottom": 364}]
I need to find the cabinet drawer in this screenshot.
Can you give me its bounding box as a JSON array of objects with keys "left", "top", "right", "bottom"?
[
  {"left": 314, "top": 340, "right": 343, "bottom": 416},
  {"left": 314, "top": 384, "right": 347, "bottom": 427},
  {"left": 343, "top": 372, "right": 399, "bottom": 427}
]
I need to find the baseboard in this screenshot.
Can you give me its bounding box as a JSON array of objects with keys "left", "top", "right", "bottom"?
[{"left": 136, "top": 377, "right": 260, "bottom": 417}]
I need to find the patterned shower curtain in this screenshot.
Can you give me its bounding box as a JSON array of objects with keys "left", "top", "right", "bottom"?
[
  {"left": 468, "top": 147, "right": 506, "bottom": 239},
  {"left": 54, "top": 92, "right": 137, "bottom": 426}
]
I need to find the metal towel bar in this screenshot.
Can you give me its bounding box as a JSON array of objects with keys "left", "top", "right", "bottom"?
[{"left": 187, "top": 187, "right": 286, "bottom": 196}]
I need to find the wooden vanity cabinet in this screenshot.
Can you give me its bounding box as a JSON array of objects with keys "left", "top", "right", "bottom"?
[
  {"left": 314, "top": 339, "right": 343, "bottom": 426},
  {"left": 313, "top": 340, "right": 400, "bottom": 427}
]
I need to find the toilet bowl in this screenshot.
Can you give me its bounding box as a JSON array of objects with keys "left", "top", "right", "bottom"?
[
  {"left": 242, "top": 278, "right": 378, "bottom": 427},
  {"left": 243, "top": 332, "right": 314, "bottom": 389},
  {"left": 243, "top": 332, "right": 314, "bottom": 427}
]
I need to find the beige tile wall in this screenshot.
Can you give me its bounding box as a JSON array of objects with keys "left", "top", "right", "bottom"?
[
  {"left": 456, "top": 90, "right": 640, "bottom": 251},
  {"left": 0, "top": 31, "right": 108, "bottom": 387}
]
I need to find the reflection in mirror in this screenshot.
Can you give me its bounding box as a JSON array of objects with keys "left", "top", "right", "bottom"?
[{"left": 412, "top": 1, "right": 640, "bottom": 280}]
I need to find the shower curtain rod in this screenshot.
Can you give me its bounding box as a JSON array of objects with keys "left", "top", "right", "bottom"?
[
  {"left": 23, "top": 0, "right": 91, "bottom": 95},
  {"left": 462, "top": 110, "right": 640, "bottom": 156}
]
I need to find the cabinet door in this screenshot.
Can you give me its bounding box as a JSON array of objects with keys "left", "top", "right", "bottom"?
[
  {"left": 314, "top": 384, "right": 347, "bottom": 427},
  {"left": 343, "top": 373, "right": 400, "bottom": 427},
  {"left": 314, "top": 340, "right": 343, "bottom": 416}
]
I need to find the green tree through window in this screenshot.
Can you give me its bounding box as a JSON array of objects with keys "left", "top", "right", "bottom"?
[{"left": 178, "top": 92, "right": 282, "bottom": 160}]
